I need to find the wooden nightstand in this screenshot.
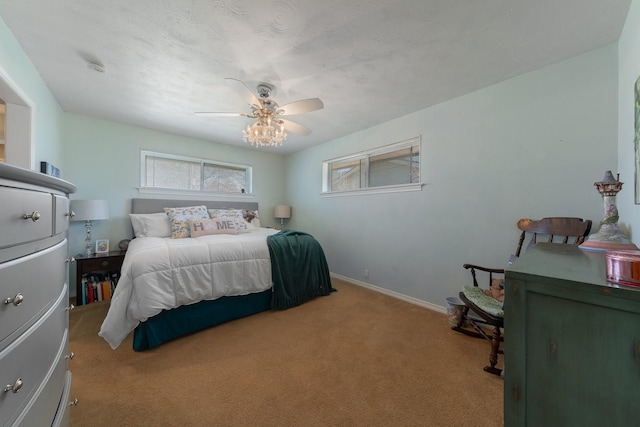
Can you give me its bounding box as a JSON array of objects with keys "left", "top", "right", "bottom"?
[{"left": 75, "top": 250, "right": 126, "bottom": 305}]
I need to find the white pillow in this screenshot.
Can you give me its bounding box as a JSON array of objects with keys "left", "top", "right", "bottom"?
[{"left": 129, "top": 213, "right": 171, "bottom": 238}]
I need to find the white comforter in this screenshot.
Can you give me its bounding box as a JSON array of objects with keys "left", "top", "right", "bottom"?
[{"left": 98, "top": 228, "right": 279, "bottom": 349}]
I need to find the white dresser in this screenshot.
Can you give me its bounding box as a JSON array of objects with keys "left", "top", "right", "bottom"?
[{"left": 0, "top": 163, "right": 77, "bottom": 426}]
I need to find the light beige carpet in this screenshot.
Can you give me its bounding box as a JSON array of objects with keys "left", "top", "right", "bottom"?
[{"left": 69, "top": 278, "right": 503, "bottom": 426}]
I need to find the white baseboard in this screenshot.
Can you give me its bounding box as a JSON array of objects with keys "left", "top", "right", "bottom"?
[{"left": 330, "top": 273, "right": 447, "bottom": 315}]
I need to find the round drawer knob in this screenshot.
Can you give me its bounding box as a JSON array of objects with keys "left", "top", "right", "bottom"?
[
  {"left": 4, "top": 378, "right": 23, "bottom": 394},
  {"left": 22, "top": 211, "right": 41, "bottom": 222},
  {"left": 4, "top": 293, "right": 24, "bottom": 306},
  {"left": 69, "top": 398, "right": 79, "bottom": 407}
]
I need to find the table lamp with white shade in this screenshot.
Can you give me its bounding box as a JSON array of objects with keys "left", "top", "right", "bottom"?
[
  {"left": 274, "top": 205, "right": 291, "bottom": 228},
  {"left": 70, "top": 199, "right": 109, "bottom": 256}
]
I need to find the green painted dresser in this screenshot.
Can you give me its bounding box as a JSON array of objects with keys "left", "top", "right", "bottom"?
[{"left": 504, "top": 243, "right": 640, "bottom": 426}]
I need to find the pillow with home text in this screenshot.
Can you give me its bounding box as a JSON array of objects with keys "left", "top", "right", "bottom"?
[
  {"left": 188, "top": 218, "right": 238, "bottom": 237},
  {"left": 208, "top": 208, "right": 252, "bottom": 232}
]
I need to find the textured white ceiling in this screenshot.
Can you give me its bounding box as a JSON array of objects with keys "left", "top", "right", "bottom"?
[{"left": 0, "top": 0, "right": 632, "bottom": 154}]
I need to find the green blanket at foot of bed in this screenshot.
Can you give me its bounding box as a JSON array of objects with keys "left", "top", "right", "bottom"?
[{"left": 267, "top": 230, "right": 334, "bottom": 310}]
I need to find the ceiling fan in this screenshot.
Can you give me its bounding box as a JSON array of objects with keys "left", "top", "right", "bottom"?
[{"left": 195, "top": 78, "right": 324, "bottom": 147}]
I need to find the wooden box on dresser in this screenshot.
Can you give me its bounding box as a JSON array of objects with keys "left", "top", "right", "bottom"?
[
  {"left": 0, "top": 163, "right": 77, "bottom": 426},
  {"left": 504, "top": 243, "right": 640, "bottom": 426}
]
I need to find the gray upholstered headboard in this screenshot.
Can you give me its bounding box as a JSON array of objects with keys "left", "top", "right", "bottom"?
[{"left": 131, "top": 198, "right": 259, "bottom": 214}]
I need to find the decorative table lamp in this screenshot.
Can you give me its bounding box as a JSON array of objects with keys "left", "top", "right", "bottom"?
[
  {"left": 274, "top": 205, "right": 291, "bottom": 228},
  {"left": 579, "top": 171, "right": 638, "bottom": 251},
  {"left": 70, "top": 199, "right": 109, "bottom": 256}
]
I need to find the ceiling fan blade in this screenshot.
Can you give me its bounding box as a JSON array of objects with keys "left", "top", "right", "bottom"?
[
  {"left": 279, "top": 98, "right": 324, "bottom": 116},
  {"left": 225, "top": 78, "right": 261, "bottom": 106},
  {"left": 281, "top": 119, "right": 311, "bottom": 136},
  {"left": 194, "top": 112, "right": 248, "bottom": 117}
]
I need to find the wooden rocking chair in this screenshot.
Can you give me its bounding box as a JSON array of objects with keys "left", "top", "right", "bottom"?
[{"left": 452, "top": 217, "right": 592, "bottom": 376}]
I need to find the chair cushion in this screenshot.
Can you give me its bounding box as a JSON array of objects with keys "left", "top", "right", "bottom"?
[{"left": 462, "top": 286, "right": 504, "bottom": 318}]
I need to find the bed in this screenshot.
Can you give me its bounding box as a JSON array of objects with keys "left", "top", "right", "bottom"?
[{"left": 98, "top": 198, "right": 333, "bottom": 351}]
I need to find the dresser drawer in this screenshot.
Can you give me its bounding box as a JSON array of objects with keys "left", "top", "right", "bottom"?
[
  {"left": 0, "top": 186, "right": 53, "bottom": 250},
  {"left": 79, "top": 255, "right": 124, "bottom": 272},
  {"left": 51, "top": 371, "right": 72, "bottom": 427},
  {"left": 0, "top": 289, "right": 68, "bottom": 426},
  {"left": 13, "top": 331, "right": 69, "bottom": 427},
  {"left": 54, "top": 194, "right": 71, "bottom": 235},
  {"left": 0, "top": 240, "right": 67, "bottom": 348}
]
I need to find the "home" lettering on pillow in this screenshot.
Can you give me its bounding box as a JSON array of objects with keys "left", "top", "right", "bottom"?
[{"left": 188, "top": 218, "right": 238, "bottom": 237}]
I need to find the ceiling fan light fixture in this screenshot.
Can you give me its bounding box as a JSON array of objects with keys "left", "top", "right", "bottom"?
[
  {"left": 199, "top": 78, "right": 323, "bottom": 148},
  {"left": 243, "top": 117, "right": 287, "bottom": 147}
]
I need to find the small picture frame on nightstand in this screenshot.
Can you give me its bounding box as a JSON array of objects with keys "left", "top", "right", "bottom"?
[{"left": 96, "top": 239, "right": 109, "bottom": 254}]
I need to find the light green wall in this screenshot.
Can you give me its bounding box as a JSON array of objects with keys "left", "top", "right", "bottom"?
[
  {"left": 63, "top": 113, "right": 286, "bottom": 256},
  {"left": 285, "top": 45, "right": 618, "bottom": 307},
  {"left": 0, "top": 12, "right": 628, "bottom": 308},
  {"left": 617, "top": 0, "right": 640, "bottom": 245},
  {"left": 0, "top": 17, "right": 65, "bottom": 170}
]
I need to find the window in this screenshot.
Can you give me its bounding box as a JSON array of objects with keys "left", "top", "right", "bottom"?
[
  {"left": 0, "top": 76, "right": 34, "bottom": 169},
  {"left": 322, "top": 137, "right": 422, "bottom": 195},
  {"left": 140, "top": 151, "right": 252, "bottom": 195},
  {"left": 0, "top": 101, "right": 5, "bottom": 162}
]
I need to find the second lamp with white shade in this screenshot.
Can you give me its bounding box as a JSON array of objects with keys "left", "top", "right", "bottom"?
[
  {"left": 274, "top": 205, "right": 291, "bottom": 228},
  {"left": 70, "top": 199, "right": 109, "bottom": 256}
]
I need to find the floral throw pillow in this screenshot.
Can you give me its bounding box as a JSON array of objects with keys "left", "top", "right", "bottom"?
[{"left": 164, "top": 205, "right": 210, "bottom": 239}]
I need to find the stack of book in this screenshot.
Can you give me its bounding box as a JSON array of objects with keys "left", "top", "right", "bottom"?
[{"left": 80, "top": 271, "right": 120, "bottom": 305}]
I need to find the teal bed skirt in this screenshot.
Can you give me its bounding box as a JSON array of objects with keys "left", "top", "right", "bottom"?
[
  {"left": 132, "top": 230, "right": 333, "bottom": 351},
  {"left": 132, "top": 290, "right": 272, "bottom": 351}
]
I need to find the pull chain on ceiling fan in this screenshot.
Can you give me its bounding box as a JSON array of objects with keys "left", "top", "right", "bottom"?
[{"left": 195, "top": 78, "right": 324, "bottom": 148}]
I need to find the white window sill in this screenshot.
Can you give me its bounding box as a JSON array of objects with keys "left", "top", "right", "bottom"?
[
  {"left": 321, "top": 182, "right": 424, "bottom": 197},
  {"left": 137, "top": 187, "right": 256, "bottom": 200}
]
